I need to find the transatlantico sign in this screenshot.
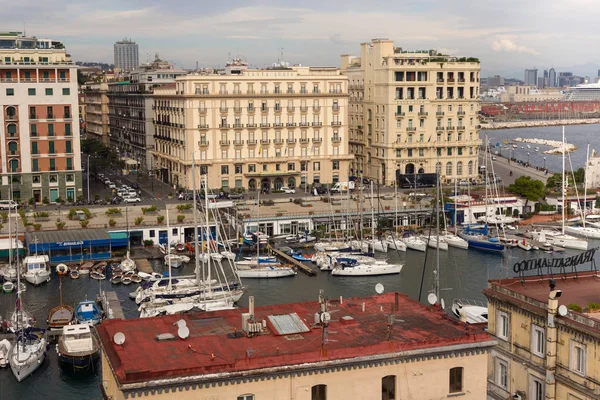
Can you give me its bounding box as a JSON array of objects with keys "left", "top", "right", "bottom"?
[{"left": 513, "top": 248, "right": 597, "bottom": 274}]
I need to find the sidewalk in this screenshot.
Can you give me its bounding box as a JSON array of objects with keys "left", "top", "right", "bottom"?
[{"left": 485, "top": 153, "right": 550, "bottom": 184}]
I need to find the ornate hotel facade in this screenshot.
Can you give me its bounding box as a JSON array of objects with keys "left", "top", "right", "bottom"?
[
  {"left": 341, "top": 39, "right": 482, "bottom": 184},
  {"left": 152, "top": 66, "right": 352, "bottom": 191}
]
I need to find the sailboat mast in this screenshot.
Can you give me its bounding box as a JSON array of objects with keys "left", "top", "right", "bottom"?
[
  {"left": 191, "top": 154, "right": 201, "bottom": 285},
  {"left": 256, "top": 180, "right": 260, "bottom": 260},
  {"left": 394, "top": 181, "right": 398, "bottom": 234},
  {"left": 204, "top": 175, "right": 212, "bottom": 299},
  {"left": 370, "top": 181, "right": 375, "bottom": 239},
  {"left": 435, "top": 170, "right": 441, "bottom": 301},
  {"left": 166, "top": 207, "right": 172, "bottom": 289},
  {"left": 583, "top": 144, "right": 590, "bottom": 227},
  {"left": 562, "top": 127, "right": 566, "bottom": 235}
]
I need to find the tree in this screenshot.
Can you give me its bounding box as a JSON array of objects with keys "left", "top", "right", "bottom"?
[{"left": 508, "top": 176, "right": 545, "bottom": 209}]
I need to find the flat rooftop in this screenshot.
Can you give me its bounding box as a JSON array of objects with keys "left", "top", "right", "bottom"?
[{"left": 98, "top": 292, "right": 492, "bottom": 387}]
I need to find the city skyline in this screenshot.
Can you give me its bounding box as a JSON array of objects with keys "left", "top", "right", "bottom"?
[{"left": 7, "top": 1, "right": 600, "bottom": 77}]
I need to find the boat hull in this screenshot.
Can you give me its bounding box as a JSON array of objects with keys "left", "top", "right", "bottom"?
[
  {"left": 236, "top": 267, "right": 296, "bottom": 278},
  {"left": 332, "top": 263, "right": 402, "bottom": 276},
  {"left": 59, "top": 351, "right": 100, "bottom": 370},
  {"left": 564, "top": 226, "right": 600, "bottom": 239},
  {"left": 9, "top": 339, "right": 47, "bottom": 382},
  {"left": 445, "top": 235, "right": 469, "bottom": 249},
  {"left": 401, "top": 238, "right": 426, "bottom": 252},
  {"left": 385, "top": 238, "right": 407, "bottom": 252},
  {"left": 24, "top": 270, "right": 50, "bottom": 285}
]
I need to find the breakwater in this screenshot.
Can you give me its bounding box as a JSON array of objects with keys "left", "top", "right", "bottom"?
[{"left": 481, "top": 118, "right": 600, "bottom": 130}]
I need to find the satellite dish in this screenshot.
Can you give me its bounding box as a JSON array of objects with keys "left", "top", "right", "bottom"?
[
  {"left": 441, "top": 298, "right": 446, "bottom": 310},
  {"left": 114, "top": 332, "right": 126, "bottom": 346},
  {"left": 375, "top": 283, "right": 384, "bottom": 294},
  {"left": 427, "top": 293, "right": 438, "bottom": 305},
  {"left": 320, "top": 312, "right": 331, "bottom": 324},
  {"left": 558, "top": 305, "right": 568, "bottom": 317},
  {"left": 174, "top": 319, "right": 187, "bottom": 328},
  {"left": 177, "top": 325, "right": 190, "bottom": 340}
]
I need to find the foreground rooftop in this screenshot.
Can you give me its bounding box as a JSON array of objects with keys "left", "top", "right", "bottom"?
[{"left": 98, "top": 292, "right": 492, "bottom": 388}]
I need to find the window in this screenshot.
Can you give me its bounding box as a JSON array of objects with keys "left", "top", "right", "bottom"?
[
  {"left": 313, "top": 162, "right": 320, "bottom": 171},
  {"left": 66, "top": 158, "right": 73, "bottom": 170},
  {"left": 49, "top": 141, "right": 55, "bottom": 154},
  {"left": 221, "top": 165, "right": 229, "bottom": 175},
  {"left": 6, "top": 88, "right": 14, "bottom": 96},
  {"left": 9, "top": 159, "right": 18, "bottom": 172},
  {"left": 497, "top": 311, "right": 509, "bottom": 340},
  {"left": 456, "top": 161, "right": 462, "bottom": 175},
  {"left": 311, "top": 384, "right": 326, "bottom": 400},
  {"left": 531, "top": 325, "right": 545, "bottom": 358},
  {"left": 495, "top": 358, "right": 508, "bottom": 389},
  {"left": 32, "top": 175, "right": 41, "bottom": 184},
  {"left": 332, "top": 161, "right": 339, "bottom": 170},
  {"left": 235, "top": 165, "right": 242, "bottom": 174},
  {"left": 28, "top": 88, "right": 36, "bottom": 96},
  {"left": 382, "top": 375, "right": 396, "bottom": 400},
  {"left": 45, "top": 88, "right": 53, "bottom": 95},
  {"left": 248, "top": 164, "right": 256, "bottom": 173},
  {"left": 32, "top": 159, "right": 39, "bottom": 172},
  {"left": 66, "top": 174, "right": 74, "bottom": 182},
  {"left": 49, "top": 174, "right": 58, "bottom": 183},
  {"left": 31, "top": 142, "right": 38, "bottom": 154},
  {"left": 570, "top": 341, "right": 586, "bottom": 375},
  {"left": 48, "top": 124, "right": 54, "bottom": 136},
  {"left": 62, "top": 88, "right": 70, "bottom": 95},
  {"left": 445, "top": 162, "right": 452, "bottom": 176},
  {"left": 449, "top": 367, "right": 463, "bottom": 394},
  {"left": 237, "top": 395, "right": 254, "bottom": 400},
  {"left": 530, "top": 376, "right": 544, "bottom": 400},
  {"left": 7, "top": 123, "right": 17, "bottom": 136},
  {"left": 262, "top": 164, "right": 267, "bottom": 172},
  {"left": 149, "top": 230, "right": 156, "bottom": 238},
  {"left": 50, "top": 158, "right": 56, "bottom": 171},
  {"left": 288, "top": 163, "right": 295, "bottom": 171}
]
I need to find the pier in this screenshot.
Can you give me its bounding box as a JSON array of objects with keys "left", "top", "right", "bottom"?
[
  {"left": 104, "top": 291, "right": 125, "bottom": 320},
  {"left": 269, "top": 247, "right": 317, "bottom": 276},
  {"left": 135, "top": 259, "right": 154, "bottom": 274}
]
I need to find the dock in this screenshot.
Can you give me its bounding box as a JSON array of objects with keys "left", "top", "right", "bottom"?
[
  {"left": 136, "top": 258, "right": 153, "bottom": 274},
  {"left": 103, "top": 291, "right": 125, "bottom": 320},
  {"left": 270, "top": 247, "right": 317, "bottom": 276}
]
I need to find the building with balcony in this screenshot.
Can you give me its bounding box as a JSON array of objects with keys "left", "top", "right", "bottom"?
[
  {"left": 113, "top": 38, "right": 139, "bottom": 73},
  {"left": 0, "top": 34, "right": 82, "bottom": 202},
  {"left": 484, "top": 270, "right": 600, "bottom": 400},
  {"left": 152, "top": 66, "right": 353, "bottom": 191},
  {"left": 107, "top": 54, "right": 186, "bottom": 170},
  {"left": 98, "top": 292, "right": 495, "bottom": 400},
  {"left": 83, "top": 82, "right": 109, "bottom": 145},
  {"left": 341, "top": 39, "right": 482, "bottom": 184}
]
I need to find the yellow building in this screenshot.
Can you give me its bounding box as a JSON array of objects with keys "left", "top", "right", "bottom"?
[
  {"left": 341, "top": 39, "right": 482, "bottom": 184},
  {"left": 152, "top": 65, "right": 353, "bottom": 191},
  {"left": 484, "top": 268, "right": 600, "bottom": 400},
  {"left": 98, "top": 292, "right": 495, "bottom": 400}
]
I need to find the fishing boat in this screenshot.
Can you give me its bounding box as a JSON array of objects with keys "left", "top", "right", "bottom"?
[
  {"left": 23, "top": 254, "right": 50, "bottom": 285},
  {"left": 47, "top": 278, "right": 74, "bottom": 330},
  {"left": 458, "top": 225, "right": 505, "bottom": 252},
  {"left": 9, "top": 327, "right": 47, "bottom": 381},
  {"left": 56, "top": 264, "right": 68, "bottom": 276},
  {"left": 2, "top": 281, "right": 14, "bottom": 293},
  {"left": 74, "top": 300, "right": 102, "bottom": 326},
  {"left": 56, "top": 324, "right": 100, "bottom": 370},
  {"left": 291, "top": 252, "right": 312, "bottom": 261},
  {"left": 0, "top": 339, "right": 11, "bottom": 368},
  {"left": 331, "top": 259, "right": 403, "bottom": 276}
]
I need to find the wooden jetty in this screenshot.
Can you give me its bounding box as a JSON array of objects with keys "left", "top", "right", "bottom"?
[
  {"left": 269, "top": 247, "right": 317, "bottom": 276},
  {"left": 104, "top": 291, "right": 125, "bottom": 320},
  {"left": 136, "top": 258, "right": 153, "bottom": 274}
]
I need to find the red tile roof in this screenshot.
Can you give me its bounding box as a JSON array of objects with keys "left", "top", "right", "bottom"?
[{"left": 97, "top": 292, "right": 493, "bottom": 386}]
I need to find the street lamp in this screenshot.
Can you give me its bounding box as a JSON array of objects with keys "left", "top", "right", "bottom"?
[
  {"left": 527, "top": 152, "right": 530, "bottom": 165},
  {"left": 543, "top": 157, "right": 546, "bottom": 170}
]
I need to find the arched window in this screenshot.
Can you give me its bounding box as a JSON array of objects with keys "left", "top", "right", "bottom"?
[
  {"left": 382, "top": 375, "right": 396, "bottom": 400},
  {"left": 287, "top": 177, "right": 296, "bottom": 189},
  {"left": 8, "top": 141, "right": 18, "bottom": 155},
  {"left": 248, "top": 179, "right": 256, "bottom": 191},
  {"left": 5, "top": 106, "right": 16, "bottom": 119},
  {"left": 311, "top": 384, "right": 327, "bottom": 400},
  {"left": 446, "top": 162, "right": 453, "bottom": 176},
  {"left": 435, "top": 162, "right": 442, "bottom": 174},
  {"left": 237, "top": 395, "right": 254, "bottom": 400},
  {"left": 405, "top": 163, "right": 415, "bottom": 174},
  {"left": 9, "top": 159, "right": 19, "bottom": 172},
  {"left": 456, "top": 161, "right": 463, "bottom": 176},
  {"left": 468, "top": 160, "right": 473, "bottom": 175},
  {"left": 274, "top": 177, "right": 283, "bottom": 190},
  {"left": 7, "top": 123, "right": 17, "bottom": 136},
  {"left": 449, "top": 367, "right": 463, "bottom": 394}
]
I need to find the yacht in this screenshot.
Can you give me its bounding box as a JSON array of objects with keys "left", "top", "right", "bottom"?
[
  {"left": 56, "top": 324, "right": 100, "bottom": 369},
  {"left": 451, "top": 299, "right": 488, "bottom": 324},
  {"left": 9, "top": 327, "right": 46, "bottom": 381},
  {"left": 23, "top": 254, "right": 50, "bottom": 285},
  {"left": 331, "top": 260, "right": 403, "bottom": 276},
  {"left": 401, "top": 235, "right": 427, "bottom": 252},
  {"left": 442, "top": 232, "right": 469, "bottom": 249},
  {"left": 527, "top": 229, "right": 587, "bottom": 251},
  {"left": 420, "top": 234, "right": 449, "bottom": 251},
  {"left": 385, "top": 235, "right": 407, "bottom": 251},
  {"left": 236, "top": 264, "right": 297, "bottom": 278}
]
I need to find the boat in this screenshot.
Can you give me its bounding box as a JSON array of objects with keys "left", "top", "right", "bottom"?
[
  {"left": 585, "top": 214, "right": 600, "bottom": 228},
  {"left": 74, "top": 300, "right": 102, "bottom": 326},
  {"left": 458, "top": 225, "right": 505, "bottom": 252},
  {"left": 9, "top": 327, "right": 47, "bottom": 381},
  {"left": 528, "top": 228, "right": 587, "bottom": 250},
  {"left": 175, "top": 242, "right": 186, "bottom": 252},
  {"left": 137, "top": 271, "right": 162, "bottom": 281},
  {"left": 401, "top": 234, "right": 427, "bottom": 252},
  {"left": 420, "top": 234, "right": 449, "bottom": 251},
  {"left": 131, "top": 274, "right": 142, "bottom": 284},
  {"left": 47, "top": 278, "right": 74, "bottom": 330},
  {"left": 443, "top": 232, "right": 469, "bottom": 249},
  {"left": 220, "top": 251, "right": 236, "bottom": 260},
  {"left": 2, "top": 281, "right": 14, "bottom": 293},
  {"left": 285, "top": 234, "right": 317, "bottom": 244},
  {"left": 363, "top": 239, "right": 388, "bottom": 253},
  {"left": 120, "top": 252, "right": 136, "bottom": 273},
  {"left": 331, "top": 259, "right": 403, "bottom": 276},
  {"left": 110, "top": 274, "right": 122, "bottom": 284},
  {"left": 135, "top": 279, "right": 245, "bottom": 305},
  {"left": 56, "top": 324, "right": 100, "bottom": 370},
  {"left": 242, "top": 255, "right": 277, "bottom": 263},
  {"left": 78, "top": 261, "right": 93, "bottom": 275},
  {"left": 0, "top": 264, "right": 18, "bottom": 282},
  {"left": 23, "top": 254, "right": 50, "bottom": 285},
  {"left": 90, "top": 271, "right": 106, "bottom": 280},
  {"left": 70, "top": 270, "right": 80, "bottom": 279},
  {"left": 236, "top": 265, "right": 297, "bottom": 278},
  {"left": 291, "top": 252, "right": 312, "bottom": 262},
  {"left": 451, "top": 299, "right": 488, "bottom": 324},
  {"left": 0, "top": 339, "right": 12, "bottom": 368},
  {"left": 121, "top": 275, "right": 132, "bottom": 285},
  {"left": 385, "top": 235, "right": 407, "bottom": 252},
  {"left": 164, "top": 253, "right": 190, "bottom": 268},
  {"left": 517, "top": 239, "right": 533, "bottom": 251},
  {"left": 56, "top": 264, "right": 68, "bottom": 276},
  {"left": 313, "top": 241, "right": 352, "bottom": 252}
]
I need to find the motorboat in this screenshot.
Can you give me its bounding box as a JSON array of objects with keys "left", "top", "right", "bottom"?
[
  {"left": 90, "top": 271, "right": 106, "bottom": 280},
  {"left": 401, "top": 235, "right": 427, "bottom": 252},
  {"left": 2, "top": 281, "right": 14, "bottom": 293},
  {"left": 385, "top": 235, "right": 407, "bottom": 252},
  {"left": 585, "top": 215, "right": 600, "bottom": 228},
  {"left": 0, "top": 264, "right": 18, "bottom": 282},
  {"left": 242, "top": 255, "right": 277, "bottom": 263},
  {"left": 291, "top": 252, "right": 312, "bottom": 261},
  {"left": 331, "top": 260, "right": 403, "bottom": 276},
  {"left": 110, "top": 274, "right": 122, "bottom": 284},
  {"left": 517, "top": 239, "right": 533, "bottom": 251},
  {"left": 9, "top": 327, "right": 46, "bottom": 381},
  {"left": 56, "top": 264, "right": 68, "bottom": 276},
  {"left": 420, "top": 234, "right": 449, "bottom": 251},
  {"left": 236, "top": 265, "right": 297, "bottom": 278},
  {"left": 477, "top": 214, "right": 517, "bottom": 225},
  {"left": 56, "top": 324, "right": 100, "bottom": 370},
  {"left": 451, "top": 299, "right": 488, "bottom": 324},
  {"left": 74, "top": 300, "right": 102, "bottom": 326},
  {"left": 137, "top": 271, "right": 162, "bottom": 281},
  {"left": 0, "top": 339, "right": 12, "bottom": 368},
  {"left": 23, "top": 254, "right": 50, "bottom": 285},
  {"left": 164, "top": 254, "right": 190, "bottom": 268}
]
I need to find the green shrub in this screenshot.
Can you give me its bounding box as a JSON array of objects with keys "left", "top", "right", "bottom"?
[
  {"left": 106, "top": 208, "right": 122, "bottom": 216},
  {"left": 80, "top": 220, "right": 89, "bottom": 228},
  {"left": 293, "top": 198, "right": 303, "bottom": 205},
  {"left": 108, "top": 219, "right": 116, "bottom": 227},
  {"left": 28, "top": 197, "right": 35, "bottom": 205},
  {"left": 568, "top": 303, "right": 582, "bottom": 313},
  {"left": 0, "top": 212, "right": 8, "bottom": 223},
  {"left": 33, "top": 211, "right": 49, "bottom": 218},
  {"left": 176, "top": 204, "right": 192, "bottom": 212},
  {"left": 177, "top": 215, "right": 185, "bottom": 222},
  {"left": 143, "top": 239, "right": 154, "bottom": 247},
  {"left": 134, "top": 216, "right": 144, "bottom": 226},
  {"left": 68, "top": 208, "right": 77, "bottom": 219},
  {"left": 55, "top": 197, "right": 65, "bottom": 204},
  {"left": 588, "top": 302, "right": 600, "bottom": 311},
  {"left": 56, "top": 220, "right": 66, "bottom": 230},
  {"left": 33, "top": 223, "right": 41, "bottom": 231},
  {"left": 42, "top": 197, "right": 49, "bottom": 205},
  {"left": 262, "top": 199, "right": 275, "bottom": 206},
  {"left": 82, "top": 208, "right": 92, "bottom": 219},
  {"left": 157, "top": 215, "right": 165, "bottom": 224}
]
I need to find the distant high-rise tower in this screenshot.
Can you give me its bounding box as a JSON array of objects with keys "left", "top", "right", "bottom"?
[
  {"left": 524, "top": 68, "right": 538, "bottom": 86},
  {"left": 114, "top": 39, "right": 139, "bottom": 72},
  {"left": 548, "top": 68, "right": 556, "bottom": 87}
]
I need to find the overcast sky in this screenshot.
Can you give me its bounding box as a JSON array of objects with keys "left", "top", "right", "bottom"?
[{"left": 6, "top": 0, "right": 599, "bottom": 77}]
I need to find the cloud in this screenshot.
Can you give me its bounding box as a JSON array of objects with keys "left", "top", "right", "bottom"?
[{"left": 491, "top": 37, "right": 539, "bottom": 56}]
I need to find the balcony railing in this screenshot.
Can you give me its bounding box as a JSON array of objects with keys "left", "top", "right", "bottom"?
[
  {"left": 436, "top": 112, "right": 445, "bottom": 117},
  {"left": 273, "top": 138, "right": 284, "bottom": 144},
  {"left": 332, "top": 105, "right": 340, "bottom": 112},
  {"left": 233, "top": 124, "right": 243, "bottom": 129},
  {"left": 300, "top": 106, "right": 308, "bottom": 112},
  {"left": 299, "top": 122, "right": 309, "bottom": 127},
  {"left": 29, "top": 114, "right": 37, "bottom": 120},
  {"left": 300, "top": 138, "right": 309, "bottom": 143},
  {"left": 447, "top": 78, "right": 455, "bottom": 83},
  {"left": 64, "top": 113, "right": 71, "bottom": 119},
  {"left": 395, "top": 112, "right": 405, "bottom": 118},
  {"left": 247, "top": 107, "right": 255, "bottom": 113},
  {"left": 331, "top": 121, "right": 342, "bottom": 126},
  {"left": 274, "top": 107, "right": 282, "bottom": 113},
  {"left": 436, "top": 126, "right": 445, "bottom": 131},
  {"left": 260, "top": 139, "right": 270, "bottom": 144},
  {"left": 247, "top": 139, "right": 257, "bottom": 145},
  {"left": 199, "top": 108, "right": 207, "bottom": 114},
  {"left": 261, "top": 107, "right": 269, "bottom": 113},
  {"left": 406, "top": 127, "right": 417, "bottom": 132},
  {"left": 219, "top": 124, "right": 230, "bottom": 129},
  {"left": 313, "top": 137, "right": 322, "bottom": 143},
  {"left": 457, "top": 111, "right": 465, "bottom": 116},
  {"left": 5, "top": 114, "right": 17, "bottom": 121},
  {"left": 313, "top": 106, "right": 321, "bottom": 112},
  {"left": 273, "top": 123, "right": 284, "bottom": 128},
  {"left": 247, "top": 123, "right": 257, "bottom": 128},
  {"left": 233, "top": 107, "right": 242, "bottom": 113},
  {"left": 332, "top": 137, "right": 342, "bottom": 143},
  {"left": 312, "top": 122, "right": 322, "bottom": 127},
  {"left": 47, "top": 113, "right": 55, "bottom": 119},
  {"left": 260, "top": 123, "right": 270, "bottom": 128},
  {"left": 287, "top": 138, "right": 296, "bottom": 144},
  {"left": 198, "top": 124, "right": 209, "bottom": 130},
  {"left": 287, "top": 107, "right": 295, "bottom": 112},
  {"left": 198, "top": 140, "right": 209, "bottom": 146},
  {"left": 286, "top": 123, "right": 296, "bottom": 127},
  {"left": 418, "top": 112, "right": 428, "bottom": 117},
  {"left": 219, "top": 107, "right": 228, "bottom": 113},
  {"left": 219, "top": 140, "right": 231, "bottom": 145},
  {"left": 234, "top": 140, "right": 244, "bottom": 145}
]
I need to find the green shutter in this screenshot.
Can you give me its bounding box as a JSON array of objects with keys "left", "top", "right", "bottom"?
[
  {"left": 50, "top": 159, "right": 56, "bottom": 171},
  {"left": 65, "top": 123, "right": 71, "bottom": 135},
  {"left": 62, "top": 88, "right": 70, "bottom": 95},
  {"left": 28, "top": 88, "right": 35, "bottom": 96},
  {"left": 67, "top": 158, "right": 73, "bottom": 170},
  {"left": 65, "top": 141, "right": 72, "bottom": 153},
  {"left": 32, "top": 142, "right": 38, "bottom": 154},
  {"left": 30, "top": 124, "right": 37, "bottom": 136},
  {"left": 49, "top": 141, "right": 55, "bottom": 154},
  {"left": 32, "top": 159, "right": 38, "bottom": 172},
  {"left": 6, "top": 88, "right": 14, "bottom": 96},
  {"left": 45, "top": 88, "right": 53, "bottom": 95},
  {"left": 48, "top": 124, "right": 54, "bottom": 136}
]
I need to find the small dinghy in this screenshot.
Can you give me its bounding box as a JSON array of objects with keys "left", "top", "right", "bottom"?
[
  {"left": 2, "top": 281, "right": 14, "bottom": 293},
  {"left": 55, "top": 264, "right": 68, "bottom": 276},
  {"left": 291, "top": 252, "right": 312, "bottom": 261},
  {"left": 0, "top": 339, "right": 12, "bottom": 368},
  {"left": 90, "top": 271, "right": 105, "bottom": 280},
  {"left": 93, "top": 262, "right": 107, "bottom": 273},
  {"left": 175, "top": 242, "right": 186, "bottom": 252},
  {"left": 69, "top": 270, "right": 79, "bottom": 280},
  {"left": 121, "top": 275, "right": 132, "bottom": 285},
  {"left": 131, "top": 274, "right": 142, "bottom": 284},
  {"left": 110, "top": 274, "right": 122, "bottom": 284}
]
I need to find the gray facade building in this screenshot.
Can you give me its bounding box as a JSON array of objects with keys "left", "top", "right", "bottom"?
[
  {"left": 524, "top": 68, "right": 538, "bottom": 86},
  {"left": 548, "top": 68, "right": 556, "bottom": 87},
  {"left": 487, "top": 75, "right": 504, "bottom": 87},
  {"left": 114, "top": 39, "right": 139, "bottom": 72}
]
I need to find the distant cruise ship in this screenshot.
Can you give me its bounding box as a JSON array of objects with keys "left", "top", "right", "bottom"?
[{"left": 563, "top": 82, "right": 600, "bottom": 101}]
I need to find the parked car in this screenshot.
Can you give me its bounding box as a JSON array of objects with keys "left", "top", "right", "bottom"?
[
  {"left": 103, "top": 179, "right": 111, "bottom": 185},
  {"left": 313, "top": 186, "right": 328, "bottom": 195},
  {"left": 458, "top": 180, "right": 470, "bottom": 186},
  {"left": 123, "top": 196, "right": 141, "bottom": 203},
  {"left": 227, "top": 192, "right": 244, "bottom": 200},
  {"left": 200, "top": 193, "right": 218, "bottom": 200},
  {"left": 0, "top": 200, "right": 18, "bottom": 210},
  {"left": 108, "top": 182, "right": 116, "bottom": 189},
  {"left": 127, "top": 189, "right": 138, "bottom": 197},
  {"left": 280, "top": 187, "right": 296, "bottom": 194}
]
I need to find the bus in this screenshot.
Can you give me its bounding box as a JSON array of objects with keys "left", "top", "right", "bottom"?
[{"left": 396, "top": 173, "right": 438, "bottom": 188}]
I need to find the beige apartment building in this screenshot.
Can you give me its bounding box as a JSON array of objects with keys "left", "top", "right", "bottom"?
[
  {"left": 341, "top": 39, "right": 482, "bottom": 184},
  {"left": 83, "top": 82, "right": 109, "bottom": 145},
  {"left": 484, "top": 270, "right": 600, "bottom": 400},
  {"left": 99, "top": 292, "right": 495, "bottom": 400},
  {"left": 152, "top": 66, "right": 353, "bottom": 191}
]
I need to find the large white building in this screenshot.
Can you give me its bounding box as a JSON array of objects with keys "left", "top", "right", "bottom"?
[
  {"left": 341, "top": 39, "right": 482, "bottom": 184},
  {"left": 152, "top": 65, "right": 353, "bottom": 191},
  {"left": 113, "top": 39, "right": 139, "bottom": 72}
]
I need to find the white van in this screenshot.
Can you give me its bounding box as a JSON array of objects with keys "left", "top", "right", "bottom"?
[{"left": 0, "top": 200, "right": 18, "bottom": 210}]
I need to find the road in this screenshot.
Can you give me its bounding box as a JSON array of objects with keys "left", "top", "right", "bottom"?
[{"left": 480, "top": 153, "right": 549, "bottom": 186}]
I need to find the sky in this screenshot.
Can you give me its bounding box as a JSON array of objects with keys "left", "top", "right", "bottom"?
[{"left": 5, "top": 0, "right": 600, "bottom": 78}]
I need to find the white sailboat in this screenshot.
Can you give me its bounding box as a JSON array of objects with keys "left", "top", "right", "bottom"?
[
  {"left": 331, "top": 261, "right": 402, "bottom": 276},
  {"left": 419, "top": 234, "right": 449, "bottom": 251},
  {"left": 401, "top": 235, "right": 427, "bottom": 252}
]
